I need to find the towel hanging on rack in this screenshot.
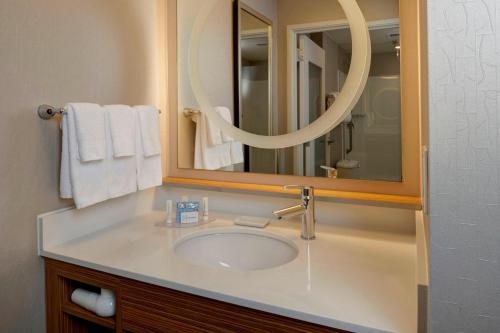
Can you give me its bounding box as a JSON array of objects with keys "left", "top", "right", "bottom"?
[{"left": 58, "top": 103, "right": 162, "bottom": 209}]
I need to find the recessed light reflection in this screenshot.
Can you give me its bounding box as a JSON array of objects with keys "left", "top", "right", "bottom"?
[{"left": 219, "top": 261, "right": 231, "bottom": 268}]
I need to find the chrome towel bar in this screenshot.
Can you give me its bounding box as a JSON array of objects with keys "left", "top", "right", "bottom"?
[
  {"left": 183, "top": 107, "right": 201, "bottom": 118},
  {"left": 38, "top": 104, "right": 161, "bottom": 120}
]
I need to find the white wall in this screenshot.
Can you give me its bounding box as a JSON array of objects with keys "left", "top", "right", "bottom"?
[
  {"left": 427, "top": 0, "right": 500, "bottom": 332},
  {"left": 0, "top": 1, "right": 166, "bottom": 332},
  {"left": 323, "top": 35, "right": 341, "bottom": 95}
]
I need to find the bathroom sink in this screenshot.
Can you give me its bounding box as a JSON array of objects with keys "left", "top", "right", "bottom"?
[{"left": 174, "top": 229, "right": 298, "bottom": 271}]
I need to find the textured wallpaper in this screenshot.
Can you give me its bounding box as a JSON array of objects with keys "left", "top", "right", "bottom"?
[{"left": 428, "top": 0, "right": 500, "bottom": 332}]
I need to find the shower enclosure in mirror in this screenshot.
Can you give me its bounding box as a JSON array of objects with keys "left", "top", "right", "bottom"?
[
  {"left": 178, "top": 0, "right": 402, "bottom": 182},
  {"left": 235, "top": 4, "right": 277, "bottom": 174}
]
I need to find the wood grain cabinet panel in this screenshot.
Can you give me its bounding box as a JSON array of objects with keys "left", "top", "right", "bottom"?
[{"left": 44, "top": 259, "right": 351, "bottom": 333}]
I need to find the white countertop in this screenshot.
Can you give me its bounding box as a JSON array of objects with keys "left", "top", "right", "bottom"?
[{"left": 40, "top": 211, "right": 417, "bottom": 333}]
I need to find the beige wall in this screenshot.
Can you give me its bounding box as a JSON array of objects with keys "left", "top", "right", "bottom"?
[
  {"left": 241, "top": 10, "right": 268, "bottom": 30},
  {"left": 370, "top": 52, "right": 401, "bottom": 76},
  {"left": 0, "top": 1, "right": 166, "bottom": 332}
]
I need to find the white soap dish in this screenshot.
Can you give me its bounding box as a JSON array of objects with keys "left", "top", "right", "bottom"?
[{"left": 234, "top": 216, "right": 270, "bottom": 228}]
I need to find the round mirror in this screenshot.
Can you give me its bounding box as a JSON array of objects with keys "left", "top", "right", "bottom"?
[{"left": 188, "top": 0, "right": 371, "bottom": 149}]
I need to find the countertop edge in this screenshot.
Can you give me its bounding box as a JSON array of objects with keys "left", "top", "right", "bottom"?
[{"left": 40, "top": 250, "right": 390, "bottom": 333}]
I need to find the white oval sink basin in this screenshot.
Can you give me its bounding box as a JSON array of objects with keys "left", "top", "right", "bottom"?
[{"left": 174, "top": 229, "right": 298, "bottom": 271}]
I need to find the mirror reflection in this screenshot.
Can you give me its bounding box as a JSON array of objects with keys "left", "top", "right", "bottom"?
[
  {"left": 178, "top": 0, "right": 401, "bottom": 182},
  {"left": 237, "top": 6, "right": 277, "bottom": 174}
]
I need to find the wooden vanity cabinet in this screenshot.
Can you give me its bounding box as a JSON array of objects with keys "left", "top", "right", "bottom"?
[{"left": 45, "top": 259, "right": 350, "bottom": 333}]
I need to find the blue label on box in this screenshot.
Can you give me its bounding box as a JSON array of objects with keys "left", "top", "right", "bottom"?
[{"left": 176, "top": 201, "right": 200, "bottom": 224}]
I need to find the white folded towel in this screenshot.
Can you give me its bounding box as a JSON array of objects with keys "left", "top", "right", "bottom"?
[
  {"left": 194, "top": 113, "right": 233, "bottom": 170},
  {"left": 215, "top": 106, "right": 234, "bottom": 142},
  {"left": 230, "top": 141, "right": 244, "bottom": 165},
  {"left": 205, "top": 113, "right": 223, "bottom": 147},
  {"left": 135, "top": 105, "right": 161, "bottom": 157},
  {"left": 70, "top": 103, "right": 106, "bottom": 162},
  {"left": 104, "top": 109, "right": 137, "bottom": 198},
  {"left": 60, "top": 104, "right": 161, "bottom": 208},
  {"left": 134, "top": 107, "right": 162, "bottom": 190},
  {"left": 60, "top": 105, "right": 110, "bottom": 209},
  {"left": 105, "top": 105, "right": 136, "bottom": 157},
  {"left": 205, "top": 106, "right": 234, "bottom": 146}
]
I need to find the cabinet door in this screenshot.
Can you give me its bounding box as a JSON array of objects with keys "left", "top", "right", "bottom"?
[{"left": 121, "top": 280, "right": 338, "bottom": 333}]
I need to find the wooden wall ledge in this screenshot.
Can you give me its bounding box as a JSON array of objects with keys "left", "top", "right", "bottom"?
[{"left": 163, "top": 177, "right": 422, "bottom": 210}]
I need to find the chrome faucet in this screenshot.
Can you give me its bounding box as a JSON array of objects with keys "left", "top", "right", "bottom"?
[{"left": 273, "top": 185, "right": 316, "bottom": 240}]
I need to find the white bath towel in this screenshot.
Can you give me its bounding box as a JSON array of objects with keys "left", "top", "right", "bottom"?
[
  {"left": 105, "top": 105, "right": 136, "bottom": 157},
  {"left": 194, "top": 113, "right": 233, "bottom": 170},
  {"left": 104, "top": 109, "right": 137, "bottom": 198},
  {"left": 135, "top": 105, "right": 161, "bottom": 157},
  {"left": 70, "top": 103, "right": 106, "bottom": 162},
  {"left": 60, "top": 105, "right": 110, "bottom": 209},
  {"left": 134, "top": 107, "right": 162, "bottom": 190}
]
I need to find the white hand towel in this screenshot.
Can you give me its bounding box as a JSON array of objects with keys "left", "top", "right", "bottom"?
[
  {"left": 205, "top": 115, "right": 223, "bottom": 147},
  {"left": 205, "top": 106, "right": 234, "bottom": 146},
  {"left": 194, "top": 113, "right": 206, "bottom": 169},
  {"left": 230, "top": 141, "right": 244, "bottom": 165},
  {"left": 105, "top": 105, "right": 136, "bottom": 157},
  {"left": 61, "top": 105, "right": 110, "bottom": 209},
  {"left": 194, "top": 113, "right": 233, "bottom": 170},
  {"left": 135, "top": 105, "right": 161, "bottom": 157},
  {"left": 104, "top": 109, "right": 137, "bottom": 198},
  {"left": 60, "top": 116, "right": 72, "bottom": 199},
  {"left": 134, "top": 108, "right": 162, "bottom": 190},
  {"left": 215, "top": 106, "right": 234, "bottom": 142},
  {"left": 69, "top": 103, "right": 106, "bottom": 162}
]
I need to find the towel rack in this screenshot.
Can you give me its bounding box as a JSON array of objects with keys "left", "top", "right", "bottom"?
[
  {"left": 38, "top": 104, "right": 161, "bottom": 120},
  {"left": 183, "top": 107, "right": 201, "bottom": 118}
]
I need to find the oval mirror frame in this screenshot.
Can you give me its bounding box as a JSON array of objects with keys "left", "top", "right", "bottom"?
[{"left": 188, "top": 0, "right": 372, "bottom": 149}]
